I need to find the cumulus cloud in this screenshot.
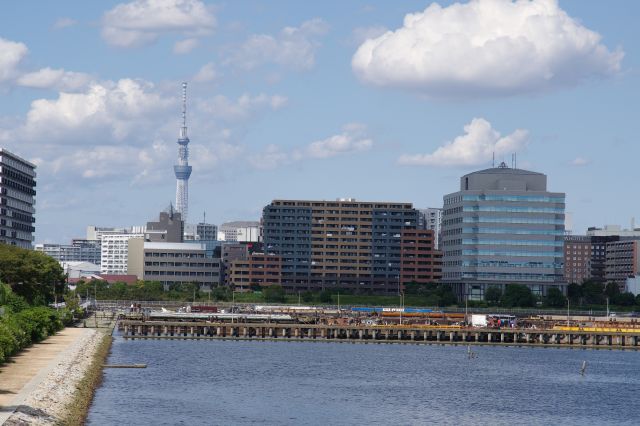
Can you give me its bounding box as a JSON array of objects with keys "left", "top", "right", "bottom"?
[
  {"left": 571, "top": 157, "right": 589, "bottom": 166},
  {"left": 0, "top": 37, "right": 28, "bottom": 82},
  {"left": 250, "top": 123, "right": 373, "bottom": 170},
  {"left": 0, "top": 37, "right": 91, "bottom": 91},
  {"left": 398, "top": 118, "right": 528, "bottom": 167},
  {"left": 173, "top": 38, "right": 198, "bottom": 54},
  {"left": 193, "top": 62, "right": 217, "bottom": 83},
  {"left": 19, "top": 79, "right": 172, "bottom": 143},
  {"left": 53, "top": 17, "right": 77, "bottom": 30},
  {"left": 17, "top": 67, "right": 93, "bottom": 91},
  {"left": 352, "top": 0, "right": 624, "bottom": 98},
  {"left": 303, "top": 123, "right": 372, "bottom": 159},
  {"left": 226, "top": 18, "right": 329, "bottom": 70},
  {"left": 102, "top": 0, "right": 215, "bottom": 48}
]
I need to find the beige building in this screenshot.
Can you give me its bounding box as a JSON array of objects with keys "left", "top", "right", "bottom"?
[{"left": 128, "top": 240, "right": 221, "bottom": 289}]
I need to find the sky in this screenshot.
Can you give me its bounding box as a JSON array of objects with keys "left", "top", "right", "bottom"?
[{"left": 0, "top": 0, "right": 638, "bottom": 243}]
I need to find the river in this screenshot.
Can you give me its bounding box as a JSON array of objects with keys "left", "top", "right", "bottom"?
[{"left": 87, "top": 337, "right": 640, "bottom": 425}]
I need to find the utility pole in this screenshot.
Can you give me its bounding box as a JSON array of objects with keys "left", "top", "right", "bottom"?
[{"left": 567, "top": 297, "right": 570, "bottom": 327}]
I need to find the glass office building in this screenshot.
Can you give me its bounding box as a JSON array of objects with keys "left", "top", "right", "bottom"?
[{"left": 441, "top": 163, "right": 566, "bottom": 300}]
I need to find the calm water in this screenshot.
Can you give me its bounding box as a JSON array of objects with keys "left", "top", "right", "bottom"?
[{"left": 87, "top": 337, "right": 640, "bottom": 425}]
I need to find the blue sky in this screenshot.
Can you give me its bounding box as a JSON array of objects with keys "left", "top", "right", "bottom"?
[{"left": 0, "top": 0, "right": 638, "bottom": 243}]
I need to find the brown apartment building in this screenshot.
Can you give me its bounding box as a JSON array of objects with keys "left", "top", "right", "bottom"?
[
  {"left": 227, "top": 252, "right": 282, "bottom": 291},
  {"left": 563, "top": 235, "right": 592, "bottom": 284},
  {"left": 262, "top": 198, "right": 442, "bottom": 294}
]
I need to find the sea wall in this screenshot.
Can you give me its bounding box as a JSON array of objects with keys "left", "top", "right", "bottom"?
[{"left": 5, "top": 329, "right": 110, "bottom": 425}]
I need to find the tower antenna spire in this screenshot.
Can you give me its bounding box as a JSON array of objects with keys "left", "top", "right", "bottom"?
[{"left": 174, "top": 82, "right": 192, "bottom": 222}]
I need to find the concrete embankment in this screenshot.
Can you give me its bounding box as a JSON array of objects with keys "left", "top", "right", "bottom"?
[{"left": 0, "top": 326, "right": 112, "bottom": 425}]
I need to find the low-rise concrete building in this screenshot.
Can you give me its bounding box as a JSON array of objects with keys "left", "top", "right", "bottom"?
[{"left": 128, "top": 240, "right": 221, "bottom": 290}]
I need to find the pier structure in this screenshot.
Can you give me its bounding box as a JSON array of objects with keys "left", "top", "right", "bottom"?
[{"left": 119, "top": 320, "right": 640, "bottom": 349}]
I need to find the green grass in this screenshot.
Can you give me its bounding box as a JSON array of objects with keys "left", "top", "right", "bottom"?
[{"left": 61, "top": 333, "right": 113, "bottom": 426}]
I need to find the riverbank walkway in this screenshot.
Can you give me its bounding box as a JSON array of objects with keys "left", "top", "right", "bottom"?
[{"left": 0, "top": 328, "right": 92, "bottom": 424}]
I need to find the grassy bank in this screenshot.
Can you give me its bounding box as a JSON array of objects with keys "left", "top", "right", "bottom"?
[{"left": 60, "top": 333, "right": 113, "bottom": 426}]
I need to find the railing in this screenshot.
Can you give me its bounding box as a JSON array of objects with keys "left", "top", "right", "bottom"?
[{"left": 95, "top": 300, "right": 610, "bottom": 317}]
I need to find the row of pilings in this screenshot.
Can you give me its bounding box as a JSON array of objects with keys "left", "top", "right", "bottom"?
[{"left": 119, "top": 320, "right": 640, "bottom": 349}]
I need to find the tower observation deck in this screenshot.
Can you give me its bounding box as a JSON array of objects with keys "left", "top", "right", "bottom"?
[{"left": 174, "top": 82, "right": 192, "bottom": 222}]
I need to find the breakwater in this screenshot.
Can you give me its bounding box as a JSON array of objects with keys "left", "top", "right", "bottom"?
[{"left": 119, "top": 320, "right": 640, "bottom": 349}]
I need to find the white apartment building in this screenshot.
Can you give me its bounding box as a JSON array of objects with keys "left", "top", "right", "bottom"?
[
  {"left": 418, "top": 208, "right": 442, "bottom": 249},
  {"left": 218, "top": 221, "right": 260, "bottom": 242},
  {"left": 100, "top": 233, "right": 144, "bottom": 274}
]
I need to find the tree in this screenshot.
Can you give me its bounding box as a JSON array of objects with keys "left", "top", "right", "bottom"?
[
  {"left": 545, "top": 288, "right": 566, "bottom": 308},
  {"left": 484, "top": 286, "right": 502, "bottom": 306},
  {"left": 318, "top": 290, "right": 332, "bottom": 304},
  {"left": 605, "top": 282, "right": 621, "bottom": 299},
  {"left": 567, "top": 283, "right": 582, "bottom": 304},
  {"left": 301, "top": 291, "right": 314, "bottom": 303},
  {"left": 263, "top": 285, "right": 285, "bottom": 303},
  {"left": 501, "top": 284, "right": 536, "bottom": 308},
  {"left": 0, "top": 244, "right": 65, "bottom": 305},
  {"left": 582, "top": 281, "right": 605, "bottom": 305},
  {"left": 612, "top": 292, "right": 636, "bottom": 306}
]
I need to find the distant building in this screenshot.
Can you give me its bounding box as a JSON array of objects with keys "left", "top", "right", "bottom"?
[
  {"left": 86, "top": 225, "right": 145, "bottom": 241},
  {"left": 227, "top": 252, "right": 282, "bottom": 291},
  {"left": 145, "top": 209, "right": 183, "bottom": 243},
  {"left": 587, "top": 224, "right": 640, "bottom": 238},
  {"left": 418, "top": 208, "right": 442, "bottom": 249},
  {"left": 219, "top": 221, "right": 260, "bottom": 242},
  {"left": 563, "top": 235, "right": 591, "bottom": 284},
  {"left": 262, "top": 198, "right": 432, "bottom": 294},
  {"left": 400, "top": 229, "right": 442, "bottom": 286},
  {"left": 100, "top": 233, "right": 144, "bottom": 275},
  {"left": 60, "top": 261, "right": 101, "bottom": 279},
  {"left": 441, "top": 163, "right": 566, "bottom": 300},
  {"left": 128, "top": 240, "right": 221, "bottom": 290},
  {"left": 35, "top": 239, "right": 101, "bottom": 265},
  {"left": 625, "top": 276, "right": 640, "bottom": 296},
  {"left": 0, "top": 148, "right": 37, "bottom": 248},
  {"left": 196, "top": 222, "right": 217, "bottom": 240},
  {"left": 605, "top": 240, "right": 640, "bottom": 290},
  {"left": 562, "top": 235, "right": 619, "bottom": 284}
]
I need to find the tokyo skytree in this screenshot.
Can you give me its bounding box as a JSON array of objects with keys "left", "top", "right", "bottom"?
[{"left": 174, "top": 82, "right": 192, "bottom": 222}]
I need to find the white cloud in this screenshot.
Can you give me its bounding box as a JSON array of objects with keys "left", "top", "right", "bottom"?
[
  {"left": 102, "top": 0, "right": 216, "bottom": 48},
  {"left": 0, "top": 37, "right": 28, "bottom": 82},
  {"left": 303, "top": 123, "right": 372, "bottom": 159},
  {"left": 352, "top": 0, "right": 624, "bottom": 97},
  {"left": 17, "top": 67, "right": 93, "bottom": 91},
  {"left": 53, "top": 17, "right": 77, "bottom": 30},
  {"left": 20, "top": 78, "right": 172, "bottom": 143},
  {"left": 173, "top": 38, "right": 198, "bottom": 54},
  {"left": 193, "top": 62, "right": 217, "bottom": 83},
  {"left": 571, "top": 157, "right": 589, "bottom": 166},
  {"left": 197, "top": 93, "right": 287, "bottom": 122},
  {"left": 398, "top": 118, "right": 528, "bottom": 167},
  {"left": 250, "top": 123, "right": 373, "bottom": 170},
  {"left": 226, "top": 18, "right": 329, "bottom": 70}
]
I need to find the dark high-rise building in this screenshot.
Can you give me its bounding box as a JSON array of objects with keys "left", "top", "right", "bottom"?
[
  {"left": 145, "top": 209, "right": 183, "bottom": 243},
  {"left": 262, "top": 198, "right": 440, "bottom": 294},
  {"left": 441, "top": 163, "right": 566, "bottom": 300},
  {"left": 0, "top": 148, "right": 36, "bottom": 248}
]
